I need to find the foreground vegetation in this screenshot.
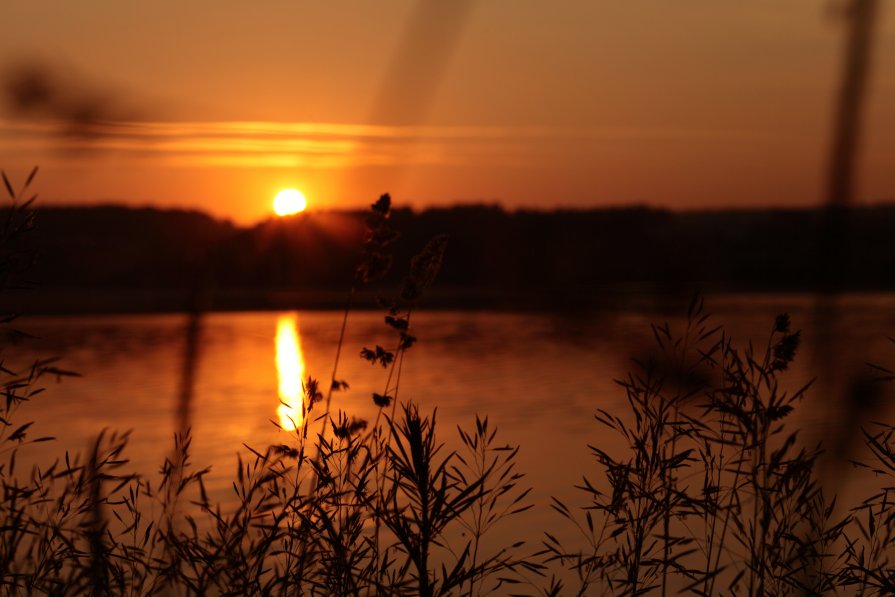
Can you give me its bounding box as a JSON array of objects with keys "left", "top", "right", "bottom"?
[{"left": 3, "top": 173, "right": 895, "bottom": 595}]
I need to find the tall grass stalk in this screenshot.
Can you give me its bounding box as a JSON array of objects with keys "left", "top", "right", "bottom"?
[
  {"left": 541, "top": 301, "right": 889, "bottom": 596},
  {"left": 8, "top": 175, "right": 895, "bottom": 594}
]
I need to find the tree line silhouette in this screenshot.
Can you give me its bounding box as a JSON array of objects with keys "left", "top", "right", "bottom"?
[{"left": 5, "top": 203, "right": 895, "bottom": 313}]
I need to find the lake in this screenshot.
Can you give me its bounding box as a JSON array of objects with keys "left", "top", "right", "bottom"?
[{"left": 6, "top": 293, "right": 895, "bottom": 554}]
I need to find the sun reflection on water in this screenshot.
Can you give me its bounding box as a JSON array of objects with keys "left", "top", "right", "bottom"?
[{"left": 275, "top": 313, "right": 306, "bottom": 431}]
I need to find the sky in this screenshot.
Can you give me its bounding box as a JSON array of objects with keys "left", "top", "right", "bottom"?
[{"left": 0, "top": 1, "right": 893, "bottom": 223}]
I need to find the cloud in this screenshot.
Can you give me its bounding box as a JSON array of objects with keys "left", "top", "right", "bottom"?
[
  {"left": 0, "top": 59, "right": 785, "bottom": 170},
  {"left": 0, "top": 115, "right": 783, "bottom": 170}
]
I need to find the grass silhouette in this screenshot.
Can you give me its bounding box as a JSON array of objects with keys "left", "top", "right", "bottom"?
[{"left": 4, "top": 174, "right": 895, "bottom": 595}]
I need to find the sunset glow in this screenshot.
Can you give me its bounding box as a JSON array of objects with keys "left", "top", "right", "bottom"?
[
  {"left": 4, "top": 2, "right": 893, "bottom": 223},
  {"left": 275, "top": 314, "right": 306, "bottom": 431},
  {"left": 273, "top": 189, "right": 307, "bottom": 216}
]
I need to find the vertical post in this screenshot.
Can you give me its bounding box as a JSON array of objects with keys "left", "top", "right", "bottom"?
[
  {"left": 826, "top": 0, "right": 878, "bottom": 209},
  {"left": 811, "top": 4, "right": 880, "bottom": 592}
]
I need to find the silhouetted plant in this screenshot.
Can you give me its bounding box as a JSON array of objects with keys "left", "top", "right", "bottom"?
[
  {"left": 543, "top": 301, "right": 859, "bottom": 596},
  {"left": 10, "top": 176, "right": 895, "bottom": 596},
  {"left": 0, "top": 192, "right": 530, "bottom": 596},
  {"left": 841, "top": 359, "right": 895, "bottom": 594},
  {"left": 453, "top": 415, "right": 536, "bottom": 595}
]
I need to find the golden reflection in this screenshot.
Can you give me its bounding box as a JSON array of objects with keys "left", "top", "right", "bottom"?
[{"left": 276, "top": 313, "right": 306, "bottom": 431}]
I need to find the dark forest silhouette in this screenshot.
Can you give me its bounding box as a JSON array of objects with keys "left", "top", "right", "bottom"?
[{"left": 4, "top": 203, "right": 895, "bottom": 314}]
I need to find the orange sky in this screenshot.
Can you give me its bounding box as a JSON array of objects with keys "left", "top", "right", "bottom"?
[{"left": 0, "top": 1, "right": 893, "bottom": 223}]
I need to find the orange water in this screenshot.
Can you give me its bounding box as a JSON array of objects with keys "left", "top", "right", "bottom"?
[{"left": 8, "top": 296, "right": 895, "bottom": 554}]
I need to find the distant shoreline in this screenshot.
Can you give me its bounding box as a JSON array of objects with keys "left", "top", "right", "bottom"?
[
  {"left": 7, "top": 204, "right": 895, "bottom": 316},
  {"left": 7, "top": 286, "right": 892, "bottom": 316}
]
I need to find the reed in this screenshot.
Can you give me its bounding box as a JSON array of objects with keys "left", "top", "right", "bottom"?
[
  {"left": 542, "top": 299, "right": 895, "bottom": 596},
  {"left": 5, "top": 173, "right": 895, "bottom": 595},
  {"left": 0, "top": 180, "right": 535, "bottom": 595}
]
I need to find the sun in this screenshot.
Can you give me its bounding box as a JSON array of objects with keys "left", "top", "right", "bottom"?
[{"left": 273, "top": 189, "right": 308, "bottom": 216}]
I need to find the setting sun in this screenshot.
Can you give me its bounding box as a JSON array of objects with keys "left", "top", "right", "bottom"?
[{"left": 273, "top": 189, "right": 308, "bottom": 216}]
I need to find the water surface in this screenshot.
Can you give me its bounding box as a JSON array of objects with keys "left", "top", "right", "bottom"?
[{"left": 8, "top": 295, "right": 895, "bottom": 540}]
